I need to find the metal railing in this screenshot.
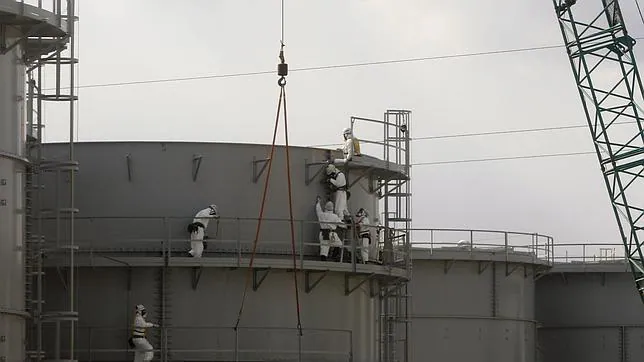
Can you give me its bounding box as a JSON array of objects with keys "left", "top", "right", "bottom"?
[
  {"left": 41, "top": 215, "right": 410, "bottom": 272},
  {"left": 550, "top": 242, "right": 628, "bottom": 265},
  {"left": 409, "top": 228, "right": 554, "bottom": 264},
  {"left": 41, "top": 325, "right": 353, "bottom": 362}
]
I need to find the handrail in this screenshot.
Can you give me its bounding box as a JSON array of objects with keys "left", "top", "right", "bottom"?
[
  {"left": 39, "top": 215, "right": 411, "bottom": 273},
  {"left": 41, "top": 325, "right": 353, "bottom": 362}
]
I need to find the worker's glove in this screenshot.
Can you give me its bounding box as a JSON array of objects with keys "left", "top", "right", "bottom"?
[
  {"left": 154, "top": 323, "right": 160, "bottom": 328},
  {"left": 316, "top": 196, "right": 321, "bottom": 203}
]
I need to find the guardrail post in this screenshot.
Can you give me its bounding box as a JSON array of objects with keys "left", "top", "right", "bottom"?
[
  {"left": 504, "top": 232, "right": 509, "bottom": 263},
  {"left": 583, "top": 244, "right": 586, "bottom": 264},
  {"left": 430, "top": 230, "right": 434, "bottom": 255},
  {"left": 351, "top": 223, "right": 357, "bottom": 273}
]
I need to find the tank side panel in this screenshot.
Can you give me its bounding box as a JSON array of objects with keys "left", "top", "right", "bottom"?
[
  {"left": 410, "top": 260, "right": 536, "bottom": 362},
  {"left": 42, "top": 267, "right": 376, "bottom": 362},
  {"left": 0, "top": 34, "right": 26, "bottom": 362},
  {"left": 40, "top": 142, "right": 379, "bottom": 253},
  {"left": 536, "top": 271, "right": 644, "bottom": 362}
]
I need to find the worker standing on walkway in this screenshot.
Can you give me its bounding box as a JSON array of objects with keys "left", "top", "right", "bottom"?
[
  {"left": 129, "top": 304, "right": 159, "bottom": 362},
  {"left": 355, "top": 208, "right": 372, "bottom": 264},
  {"left": 187, "top": 204, "right": 219, "bottom": 258},
  {"left": 315, "top": 196, "right": 346, "bottom": 261}
]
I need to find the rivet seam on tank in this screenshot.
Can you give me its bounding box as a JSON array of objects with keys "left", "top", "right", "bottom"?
[
  {"left": 0, "top": 335, "right": 4, "bottom": 342},
  {"left": 0, "top": 178, "right": 5, "bottom": 206}
]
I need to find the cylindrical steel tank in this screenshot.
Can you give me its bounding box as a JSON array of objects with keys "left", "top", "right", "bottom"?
[
  {"left": 39, "top": 141, "right": 401, "bottom": 362},
  {"left": 0, "top": 27, "right": 27, "bottom": 362},
  {"left": 536, "top": 261, "right": 644, "bottom": 362},
  {"left": 409, "top": 230, "right": 552, "bottom": 362}
]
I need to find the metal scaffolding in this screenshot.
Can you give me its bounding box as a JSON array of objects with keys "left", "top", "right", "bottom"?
[
  {"left": 350, "top": 109, "right": 412, "bottom": 362},
  {"left": 23, "top": 1, "right": 78, "bottom": 361}
]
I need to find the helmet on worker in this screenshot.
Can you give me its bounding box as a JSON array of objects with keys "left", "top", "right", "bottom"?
[{"left": 343, "top": 127, "right": 352, "bottom": 140}]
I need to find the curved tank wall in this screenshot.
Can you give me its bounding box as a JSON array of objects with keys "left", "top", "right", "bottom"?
[
  {"left": 536, "top": 262, "right": 644, "bottom": 362},
  {"left": 39, "top": 141, "right": 380, "bottom": 255},
  {"left": 0, "top": 28, "right": 27, "bottom": 362},
  {"left": 409, "top": 237, "right": 552, "bottom": 362},
  {"left": 38, "top": 141, "right": 392, "bottom": 362}
]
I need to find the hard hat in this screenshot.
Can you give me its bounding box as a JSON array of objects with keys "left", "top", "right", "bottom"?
[
  {"left": 356, "top": 208, "right": 367, "bottom": 217},
  {"left": 135, "top": 304, "right": 146, "bottom": 313},
  {"left": 208, "top": 204, "right": 219, "bottom": 216},
  {"left": 325, "top": 201, "right": 334, "bottom": 212},
  {"left": 342, "top": 127, "right": 352, "bottom": 136},
  {"left": 326, "top": 164, "right": 337, "bottom": 175}
]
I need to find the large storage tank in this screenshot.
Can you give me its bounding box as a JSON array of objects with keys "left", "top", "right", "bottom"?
[
  {"left": 38, "top": 140, "right": 411, "bottom": 362},
  {"left": 536, "top": 249, "right": 644, "bottom": 362},
  {"left": 409, "top": 229, "right": 553, "bottom": 362},
  {"left": 0, "top": 24, "right": 27, "bottom": 362},
  {"left": 0, "top": 3, "right": 68, "bottom": 362}
]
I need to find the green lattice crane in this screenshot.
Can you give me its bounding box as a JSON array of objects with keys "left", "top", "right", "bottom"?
[{"left": 553, "top": 0, "right": 644, "bottom": 302}]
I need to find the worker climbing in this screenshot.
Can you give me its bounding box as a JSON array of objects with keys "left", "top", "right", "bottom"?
[
  {"left": 315, "top": 196, "right": 346, "bottom": 261},
  {"left": 325, "top": 164, "right": 350, "bottom": 221},
  {"left": 128, "top": 304, "right": 159, "bottom": 362},
  {"left": 186, "top": 204, "right": 219, "bottom": 258}
]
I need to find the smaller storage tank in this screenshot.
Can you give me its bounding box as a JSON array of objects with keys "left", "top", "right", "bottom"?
[
  {"left": 409, "top": 229, "right": 553, "bottom": 362},
  {"left": 536, "top": 246, "right": 644, "bottom": 362}
]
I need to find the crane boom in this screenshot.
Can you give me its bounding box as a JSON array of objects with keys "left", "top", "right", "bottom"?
[{"left": 553, "top": 0, "right": 644, "bottom": 302}]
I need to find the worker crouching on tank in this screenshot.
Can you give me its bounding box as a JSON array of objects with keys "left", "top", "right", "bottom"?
[
  {"left": 315, "top": 196, "right": 346, "bottom": 261},
  {"left": 186, "top": 204, "right": 219, "bottom": 258},
  {"left": 128, "top": 304, "right": 159, "bottom": 362}
]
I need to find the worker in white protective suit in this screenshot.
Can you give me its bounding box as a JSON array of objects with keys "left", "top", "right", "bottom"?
[
  {"left": 315, "top": 196, "right": 347, "bottom": 261},
  {"left": 334, "top": 127, "right": 361, "bottom": 166},
  {"left": 355, "top": 208, "right": 373, "bottom": 264},
  {"left": 128, "top": 304, "right": 159, "bottom": 362},
  {"left": 186, "top": 204, "right": 219, "bottom": 258},
  {"left": 325, "top": 164, "right": 350, "bottom": 221}
]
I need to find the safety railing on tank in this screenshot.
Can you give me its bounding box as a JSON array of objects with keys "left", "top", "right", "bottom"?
[
  {"left": 41, "top": 325, "right": 353, "bottom": 362},
  {"left": 551, "top": 242, "right": 629, "bottom": 266},
  {"left": 40, "top": 215, "right": 410, "bottom": 273},
  {"left": 409, "top": 228, "right": 555, "bottom": 265}
]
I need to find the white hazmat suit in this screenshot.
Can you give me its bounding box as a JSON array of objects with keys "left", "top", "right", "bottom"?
[
  {"left": 315, "top": 198, "right": 346, "bottom": 261},
  {"left": 187, "top": 204, "right": 219, "bottom": 258},
  {"left": 326, "top": 164, "right": 350, "bottom": 220},
  {"left": 130, "top": 304, "right": 159, "bottom": 362},
  {"left": 355, "top": 208, "right": 372, "bottom": 263},
  {"left": 334, "top": 127, "right": 361, "bottom": 166}
]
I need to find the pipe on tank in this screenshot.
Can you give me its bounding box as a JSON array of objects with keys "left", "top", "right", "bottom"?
[{"left": 0, "top": 28, "right": 28, "bottom": 362}]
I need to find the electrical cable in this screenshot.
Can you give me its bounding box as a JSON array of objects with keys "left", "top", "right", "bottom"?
[
  {"left": 635, "top": 0, "right": 644, "bottom": 26},
  {"left": 411, "top": 150, "right": 600, "bottom": 166},
  {"left": 44, "top": 42, "right": 607, "bottom": 91}
]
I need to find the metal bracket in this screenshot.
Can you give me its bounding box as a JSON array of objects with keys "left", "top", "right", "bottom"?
[
  {"left": 478, "top": 261, "right": 491, "bottom": 275},
  {"left": 305, "top": 159, "right": 328, "bottom": 185},
  {"left": 506, "top": 263, "right": 520, "bottom": 276},
  {"left": 560, "top": 272, "right": 568, "bottom": 284},
  {"left": 344, "top": 273, "right": 377, "bottom": 296},
  {"left": 192, "top": 154, "right": 203, "bottom": 182},
  {"left": 56, "top": 267, "right": 68, "bottom": 291},
  {"left": 0, "top": 23, "right": 47, "bottom": 55},
  {"left": 601, "top": 272, "right": 607, "bottom": 286},
  {"left": 192, "top": 266, "right": 203, "bottom": 290},
  {"left": 444, "top": 260, "right": 456, "bottom": 274},
  {"left": 348, "top": 167, "right": 374, "bottom": 189},
  {"left": 305, "top": 270, "right": 329, "bottom": 293},
  {"left": 253, "top": 268, "right": 271, "bottom": 291},
  {"left": 252, "top": 157, "right": 271, "bottom": 183},
  {"left": 125, "top": 153, "right": 133, "bottom": 182},
  {"left": 534, "top": 266, "right": 549, "bottom": 281}
]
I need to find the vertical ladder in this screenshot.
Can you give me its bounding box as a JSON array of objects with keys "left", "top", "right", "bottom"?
[
  {"left": 23, "top": 1, "right": 80, "bottom": 361},
  {"left": 380, "top": 110, "right": 412, "bottom": 362}
]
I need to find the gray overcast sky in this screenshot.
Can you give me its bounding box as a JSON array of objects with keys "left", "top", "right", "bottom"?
[{"left": 39, "top": 0, "right": 644, "bottom": 257}]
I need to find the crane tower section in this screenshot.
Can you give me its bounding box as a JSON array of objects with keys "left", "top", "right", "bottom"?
[{"left": 553, "top": 0, "right": 644, "bottom": 302}]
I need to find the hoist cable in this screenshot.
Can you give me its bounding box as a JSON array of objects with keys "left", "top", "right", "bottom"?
[
  {"left": 233, "top": 87, "right": 282, "bottom": 331},
  {"left": 282, "top": 85, "right": 304, "bottom": 336}
]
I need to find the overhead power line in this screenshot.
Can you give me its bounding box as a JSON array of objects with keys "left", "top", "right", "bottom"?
[
  {"left": 411, "top": 150, "right": 599, "bottom": 166},
  {"left": 46, "top": 43, "right": 571, "bottom": 91}
]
